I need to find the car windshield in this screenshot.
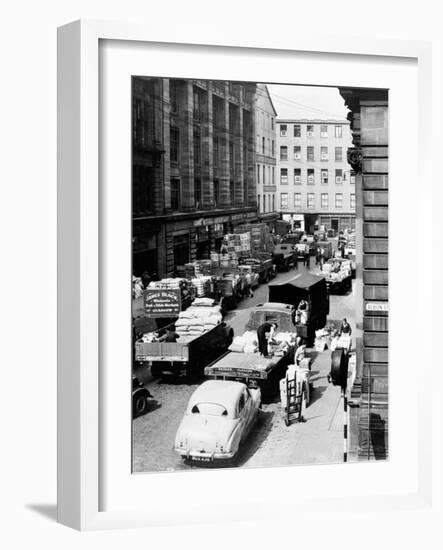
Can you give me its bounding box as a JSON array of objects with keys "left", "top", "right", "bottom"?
[{"left": 191, "top": 402, "right": 229, "bottom": 416}]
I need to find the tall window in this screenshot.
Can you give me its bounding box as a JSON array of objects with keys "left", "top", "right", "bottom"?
[
  {"left": 193, "top": 132, "right": 201, "bottom": 165},
  {"left": 271, "top": 117, "right": 274, "bottom": 130},
  {"left": 280, "top": 168, "right": 288, "bottom": 184},
  {"left": 257, "top": 194, "right": 261, "bottom": 212},
  {"left": 307, "top": 124, "right": 314, "bottom": 137},
  {"left": 262, "top": 137, "right": 266, "bottom": 154},
  {"left": 170, "top": 178, "right": 181, "bottom": 210},
  {"left": 293, "top": 124, "right": 301, "bottom": 137},
  {"left": 321, "top": 193, "right": 329, "bottom": 208},
  {"left": 272, "top": 167, "right": 275, "bottom": 185},
  {"left": 272, "top": 194, "right": 275, "bottom": 212},
  {"left": 293, "top": 146, "right": 301, "bottom": 160},
  {"left": 307, "top": 193, "right": 315, "bottom": 209},
  {"left": 335, "top": 193, "right": 343, "bottom": 208},
  {"left": 350, "top": 193, "right": 356, "bottom": 209},
  {"left": 335, "top": 147, "right": 343, "bottom": 161},
  {"left": 213, "top": 137, "right": 219, "bottom": 169},
  {"left": 214, "top": 179, "right": 220, "bottom": 206},
  {"left": 193, "top": 89, "right": 200, "bottom": 120},
  {"left": 294, "top": 168, "right": 301, "bottom": 184},
  {"left": 335, "top": 169, "right": 343, "bottom": 183},
  {"left": 307, "top": 168, "right": 315, "bottom": 184},
  {"left": 280, "top": 193, "right": 288, "bottom": 209},
  {"left": 280, "top": 146, "right": 288, "bottom": 161},
  {"left": 307, "top": 146, "right": 314, "bottom": 161},
  {"left": 170, "top": 128, "right": 179, "bottom": 162},
  {"left": 133, "top": 99, "right": 151, "bottom": 149},
  {"left": 272, "top": 140, "right": 275, "bottom": 156},
  {"left": 320, "top": 125, "right": 328, "bottom": 138},
  {"left": 257, "top": 164, "right": 260, "bottom": 184},
  {"left": 320, "top": 146, "right": 328, "bottom": 161},
  {"left": 263, "top": 166, "right": 266, "bottom": 185},
  {"left": 321, "top": 169, "right": 329, "bottom": 184},
  {"left": 294, "top": 193, "right": 301, "bottom": 209},
  {"left": 280, "top": 124, "right": 287, "bottom": 136},
  {"left": 194, "top": 178, "right": 201, "bottom": 208},
  {"left": 335, "top": 125, "right": 342, "bottom": 138},
  {"left": 170, "top": 82, "right": 179, "bottom": 114}
]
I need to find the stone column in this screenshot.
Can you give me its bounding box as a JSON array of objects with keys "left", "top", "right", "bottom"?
[
  {"left": 233, "top": 105, "right": 244, "bottom": 205},
  {"left": 179, "top": 81, "right": 195, "bottom": 211},
  {"left": 218, "top": 88, "right": 231, "bottom": 208},
  {"left": 200, "top": 82, "right": 214, "bottom": 208},
  {"left": 244, "top": 109, "right": 257, "bottom": 207},
  {"left": 162, "top": 79, "right": 171, "bottom": 212},
  {"left": 151, "top": 78, "right": 164, "bottom": 215}
]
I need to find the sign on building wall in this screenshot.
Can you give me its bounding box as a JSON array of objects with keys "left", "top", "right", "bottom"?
[{"left": 365, "top": 302, "right": 389, "bottom": 312}]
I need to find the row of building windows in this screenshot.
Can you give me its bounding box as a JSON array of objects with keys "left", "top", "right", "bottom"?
[
  {"left": 257, "top": 109, "right": 275, "bottom": 131},
  {"left": 257, "top": 164, "right": 276, "bottom": 185},
  {"left": 256, "top": 136, "right": 275, "bottom": 157},
  {"left": 280, "top": 192, "right": 355, "bottom": 210},
  {"left": 257, "top": 193, "right": 276, "bottom": 213},
  {"left": 280, "top": 145, "right": 345, "bottom": 162},
  {"left": 279, "top": 123, "right": 343, "bottom": 138},
  {"left": 280, "top": 168, "right": 355, "bottom": 185}
]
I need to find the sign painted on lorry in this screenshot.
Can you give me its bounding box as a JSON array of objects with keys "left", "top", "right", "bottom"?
[{"left": 144, "top": 289, "right": 181, "bottom": 318}]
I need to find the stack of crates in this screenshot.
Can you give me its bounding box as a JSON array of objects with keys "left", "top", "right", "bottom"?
[{"left": 234, "top": 223, "right": 274, "bottom": 255}]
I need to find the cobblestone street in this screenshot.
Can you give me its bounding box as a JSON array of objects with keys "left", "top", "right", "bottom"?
[{"left": 133, "top": 257, "right": 356, "bottom": 473}]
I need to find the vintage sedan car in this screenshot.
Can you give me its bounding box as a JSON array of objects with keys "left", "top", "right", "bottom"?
[{"left": 174, "top": 380, "right": 261, "bottom": 462}]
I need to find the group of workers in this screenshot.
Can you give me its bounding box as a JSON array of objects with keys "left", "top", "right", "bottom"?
[{"left": 256, "top": 317, "right": 352, "bottom": 360}]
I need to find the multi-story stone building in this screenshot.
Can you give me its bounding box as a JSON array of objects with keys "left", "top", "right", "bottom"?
[
  {"left": 275, "top": 119, "right": 355, "bottom": 234},
  {"left": 255, "top": 84, "right": 278, "bottom": 220},
  {"left": 132, "top": 77, "right": 258, "bottom": 277},
  {"left": 338, "top": 87, "right": 389, "bottom": 461}
]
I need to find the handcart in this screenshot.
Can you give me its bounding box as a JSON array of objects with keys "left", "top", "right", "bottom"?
[{"left": 283, "top": 371, "right": 306, "bottom": 426}]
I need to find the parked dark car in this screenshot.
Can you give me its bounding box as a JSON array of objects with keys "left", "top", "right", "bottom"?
[{"left": 132, "top": 376, "right": 153, "bottom": 418}]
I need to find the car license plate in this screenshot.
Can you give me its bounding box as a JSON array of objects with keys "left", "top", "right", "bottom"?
[{"left": 192, "top": 456, "right": 212, "bottom": 462}]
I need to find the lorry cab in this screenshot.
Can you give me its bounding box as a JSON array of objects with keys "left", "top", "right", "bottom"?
[{"left": 245, "top": 302, "right": 297, "bottom": 333}]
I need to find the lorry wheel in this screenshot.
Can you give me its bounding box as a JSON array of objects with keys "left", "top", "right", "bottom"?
[{"left": 133, "top": 393, "right": 147, "bottom": 417}]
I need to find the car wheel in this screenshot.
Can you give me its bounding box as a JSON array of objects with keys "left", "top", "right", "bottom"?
[{"left": 133, "top": 393, "right": 147, "bottom": 417}]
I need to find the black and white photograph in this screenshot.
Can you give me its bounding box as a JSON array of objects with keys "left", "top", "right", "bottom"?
[{"left": 131, "top": 78, "right": 388, "bottom": 472}]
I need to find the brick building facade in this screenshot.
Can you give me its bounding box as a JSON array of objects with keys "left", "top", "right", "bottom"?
[{"left": 132, "top": 77, "right": 259, "bottom": 277}]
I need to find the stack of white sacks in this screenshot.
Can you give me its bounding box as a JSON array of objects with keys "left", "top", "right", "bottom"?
[
  {"left": 175, "top": 298, "right": 222, "bottom": 337},
  {"left": 228, "top": 330, "right": 295, "bottom": 354},
  {"left": 191, "top": 276, "right": 212, "bottom": 297},
  {"left": 228, "top": 331, "right": 258, "bottom": 353},
  {"left": 148, "top": 278, "right": 183, "bottom": 289}
]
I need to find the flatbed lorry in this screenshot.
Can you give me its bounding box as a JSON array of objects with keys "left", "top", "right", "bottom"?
[
  {"left": 205, "top": 302, "right": 297, "bottom": 399},
  {"left": 135, "top": 321, "right": 233, "bottom": 378},
  {"left": 272, "top": 243, "right": 296, "bottom": 271}
]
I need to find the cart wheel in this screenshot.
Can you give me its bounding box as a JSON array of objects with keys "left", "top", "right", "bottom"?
[{"left": 284, "top": 418, "right": 290, "bottom": 427}]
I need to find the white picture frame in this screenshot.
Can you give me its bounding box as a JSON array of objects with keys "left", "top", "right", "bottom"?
[{"left": 57, "top": 19, "right": 434, "bottom": 531}]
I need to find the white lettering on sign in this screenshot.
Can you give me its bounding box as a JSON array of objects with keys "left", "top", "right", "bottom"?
[{"left": 366, "top": 302, "right": 389, "bottom": 312}]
